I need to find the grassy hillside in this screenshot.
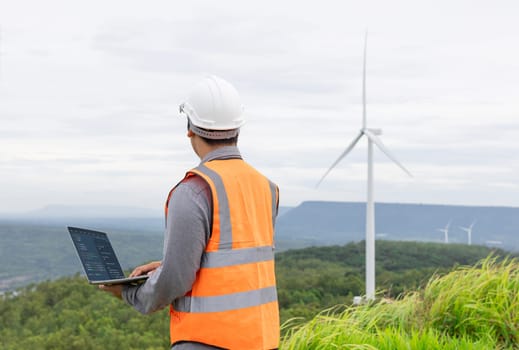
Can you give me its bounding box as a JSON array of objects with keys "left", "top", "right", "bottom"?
[
  {"left": 281, "top": 257, "right": 519, "bottom": 349},
  {"left": 276, "top": 240, "right": 510, "bottom": 323},
  {"left": 0, "top": 241, "right": 513, "bottom": 349}
]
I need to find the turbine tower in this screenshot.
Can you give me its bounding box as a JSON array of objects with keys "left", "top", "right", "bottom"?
[
  {"left": 316, "top": 32, "right": 412, "bottom": 300},
  {"left": 459, "top": 220, "right": 476, "bottom": 245},
  {"left": 437, "top": 220, "right": 451, "bottom": 243}
]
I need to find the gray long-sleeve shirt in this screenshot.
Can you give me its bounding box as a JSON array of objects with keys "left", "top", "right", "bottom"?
[{"left": 122, "top": 146, "right": 242, "bottom": 350}]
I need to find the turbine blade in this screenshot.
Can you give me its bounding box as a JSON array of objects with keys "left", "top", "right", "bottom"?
[
  {"left": 363, "top": 129, "right": 412, "bottom": 177},
  {"left": 316, "top": 132, "right": 364, "bottom": 188}
]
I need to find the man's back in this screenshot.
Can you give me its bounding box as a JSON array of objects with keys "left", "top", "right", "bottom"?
[{"left": 170, "top": 152, "right": 279, "bottom": 349}]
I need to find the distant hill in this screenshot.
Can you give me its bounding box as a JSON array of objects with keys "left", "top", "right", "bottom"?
[
  {"left": 276, "top": 201, "right": 519, "bottom": 251},
  {"left": 0, "top": 222, "right": 163, "bottom": 292},
  {"left": 277, "top": 206, "right": 294, "bottom": 218},
  {"left": 2, "top": 200, "right": 519, "bottom": 291},
  {"left": 0, "top": 205, "right": 164, "bottom": 232}
]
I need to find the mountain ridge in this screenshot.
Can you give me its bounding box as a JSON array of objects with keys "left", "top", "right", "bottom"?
[{"left": 276, "top": 200, "right": 519, "bottom": 251}]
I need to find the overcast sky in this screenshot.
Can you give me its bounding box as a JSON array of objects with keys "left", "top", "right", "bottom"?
[{"left": 1, "top": 0, "right": 518, "bottom": 214}]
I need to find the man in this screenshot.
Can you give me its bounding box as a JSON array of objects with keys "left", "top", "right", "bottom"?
[{"left": 100, "top": 75, "right": 280, "bottom": 350}]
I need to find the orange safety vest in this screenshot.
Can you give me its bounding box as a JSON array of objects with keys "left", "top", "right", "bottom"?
[{"left": 165, "top": 158, "right": 280, "bottom": 350}]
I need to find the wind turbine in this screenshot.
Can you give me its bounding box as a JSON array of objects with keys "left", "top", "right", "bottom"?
[
  {"left": 437, "top": 220, "right": 451, "bottom": 243},
  {"left": 316, "top": 32, "right": 412, "bottom": 300},
  {"left": 459, "top": 220, "right": 476, "bottom": 245}
]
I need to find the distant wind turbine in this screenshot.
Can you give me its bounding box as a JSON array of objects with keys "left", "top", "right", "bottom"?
[
  {"left": 459, "top": 220, "right": 476, "bottom": 245},
  {"left": 316, "top": 31, "right": 412, "bottom": 301},
  {"left": 437, "top": 220, "right": 451, "bottom": 243}
]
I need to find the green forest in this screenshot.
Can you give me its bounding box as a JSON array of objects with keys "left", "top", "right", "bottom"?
[{"left": 0, "top": 241, "right": 513, "bottom": 349}]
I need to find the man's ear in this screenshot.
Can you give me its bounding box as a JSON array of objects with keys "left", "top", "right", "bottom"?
[{"left": 187, "top": 129, "right": 195, "bottom": 138}]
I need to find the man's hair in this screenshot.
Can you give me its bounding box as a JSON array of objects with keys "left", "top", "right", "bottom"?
[{"left": 200, "top": 134, "right": 239, "bottom": 146}]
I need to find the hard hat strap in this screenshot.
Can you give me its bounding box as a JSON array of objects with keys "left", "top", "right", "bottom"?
[{"left": 188, "top": 119, "right": 240, "bottom": 140}]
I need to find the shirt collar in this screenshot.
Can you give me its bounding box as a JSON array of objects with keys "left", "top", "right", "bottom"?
[{"left": 200, "top": 145, "right": 242, "bottom": 164}]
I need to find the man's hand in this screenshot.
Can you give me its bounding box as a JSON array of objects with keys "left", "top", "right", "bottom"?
[
  {"left": 129, "top": 261, "right": 162, "bottom": 277},
  {"left": 99, "top": 261, "right": 161, "bottom": 299},
  {"left": 99, "top": 284, "right": 124, "bottom": 299}
]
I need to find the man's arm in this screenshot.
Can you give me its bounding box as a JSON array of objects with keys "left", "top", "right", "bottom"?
[{"left": 118, "top": 176, "right": 212, "bottom": 314}]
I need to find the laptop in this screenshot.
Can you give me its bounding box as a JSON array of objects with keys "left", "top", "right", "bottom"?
[{"left": 68, "top": 226, "right": 149, "bottom": 285}]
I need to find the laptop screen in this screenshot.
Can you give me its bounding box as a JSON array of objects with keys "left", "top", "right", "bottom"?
[{"left": 69, "top": 227, "right": 125, "bottom": 282}]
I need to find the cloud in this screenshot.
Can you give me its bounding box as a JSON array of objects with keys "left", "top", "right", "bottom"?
[{"left": 1, "top": 0, "right": 519, "bottom": 212}]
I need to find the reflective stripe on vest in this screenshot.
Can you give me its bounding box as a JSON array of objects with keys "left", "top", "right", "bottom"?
[
  {"left": 202, "top": 245, "right": 274, "bottom": 268},
  {"left": 173, "top": 285, "right": 278, "bottom": 313},
  {"left": 196, "top": 164, "right": 233, "bottom": 249},
  {"left": 269, "top": 180, "right": 278, "bottom": 230}
]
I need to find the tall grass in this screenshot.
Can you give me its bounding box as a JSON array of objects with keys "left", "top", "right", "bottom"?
[{"left": 281, "top": 256, "right": 518, "bottom": 349}]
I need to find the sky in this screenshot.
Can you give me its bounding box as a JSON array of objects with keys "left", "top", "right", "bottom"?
[{"left": 1, "top": 0, "right": 518, "bottom": 214}]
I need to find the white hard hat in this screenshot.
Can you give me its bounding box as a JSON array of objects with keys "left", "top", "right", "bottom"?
[{"left": 179, "top": 75, "right": 245, "bottom": 139}]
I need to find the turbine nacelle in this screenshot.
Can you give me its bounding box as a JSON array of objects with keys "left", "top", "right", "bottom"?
[{"left": 364, "top": 128, "right": 382, "bottom": 136}]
